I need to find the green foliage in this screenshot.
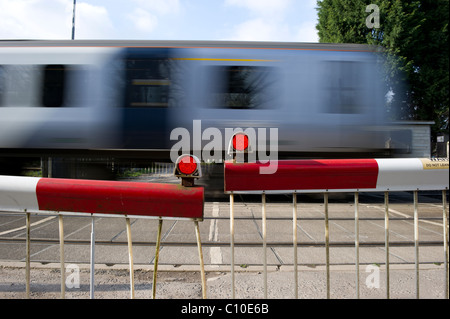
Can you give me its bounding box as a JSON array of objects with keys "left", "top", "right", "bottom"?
[{"left": 316, "top": 0, "right": 449, "bottom": 133}]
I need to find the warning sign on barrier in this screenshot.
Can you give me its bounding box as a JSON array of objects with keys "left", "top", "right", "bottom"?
[{"left": 420, "top": 158, "right": 449, "bottom": 170}]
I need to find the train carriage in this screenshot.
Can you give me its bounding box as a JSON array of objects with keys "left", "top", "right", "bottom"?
[{"left": 0, "top": 40, "right": 409, "bottom": 178}]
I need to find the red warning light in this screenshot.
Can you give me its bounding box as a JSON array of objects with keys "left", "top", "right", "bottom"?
[
  {"left": 232, "top": 133, "right": 249, "bottom": 152},
  {"left": 177, "top": 155, "right": 197, "bottom": 175}
]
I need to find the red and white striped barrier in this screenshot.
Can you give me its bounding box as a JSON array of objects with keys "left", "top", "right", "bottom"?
[
  {"left": 224, "top": 158, "right": 449, "bottom": 193},
  {"left": 225, "top": 157, "right": 449, "bottom": 299},
  {"left": 0, "top": 155, "right": 208, "bottom": 300},
  {"left": 0, "top": 175, "right": 204, "bottom": 219}
]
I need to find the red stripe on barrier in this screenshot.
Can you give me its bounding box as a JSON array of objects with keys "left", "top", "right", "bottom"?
[
  {"left": 36, "top": 178, "right": 204, "bottom": 219},
  {"left": 224, "top": 159, "right": 379, "bottom": 192}
]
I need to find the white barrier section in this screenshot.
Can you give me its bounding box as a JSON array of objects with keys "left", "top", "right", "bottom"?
[
  {"left": 375, "top": 158, "right": 449, "bottom": 191},
  {"left": 0, "top": 176, "right": 39, "bottom": 211}
]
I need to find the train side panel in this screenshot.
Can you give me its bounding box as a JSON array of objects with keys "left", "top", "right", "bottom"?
[
  {"left": 167, "top": 46, "right": 389, "bottom": 157},
  {"left": 0, "top": 47, "right": 122, "bottom": 151},
  {"left": 0, "top": 41, "right": 403, "bottom": 172}
]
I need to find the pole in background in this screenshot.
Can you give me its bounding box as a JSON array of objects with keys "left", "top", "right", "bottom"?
[{"left": 71, "top": 0, "right": 76, "bottom": 40}]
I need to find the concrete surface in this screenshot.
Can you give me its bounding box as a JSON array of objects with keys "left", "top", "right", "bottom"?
[{"left": 0, "top": 261, "right": 447, "bottom": 299}]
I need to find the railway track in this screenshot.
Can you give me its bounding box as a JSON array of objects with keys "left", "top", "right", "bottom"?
[{"left": 0, "top": 196, "right": 447, "bottom": 267}]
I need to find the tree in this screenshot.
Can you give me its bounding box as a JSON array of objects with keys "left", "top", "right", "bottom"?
[{"left": 316, "top": 0, "right": 449, "bottom": 134}]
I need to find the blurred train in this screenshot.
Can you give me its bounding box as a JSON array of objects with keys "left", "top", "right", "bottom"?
[{"left": 0, "top": 40, "right": 410, "bottom": 179}]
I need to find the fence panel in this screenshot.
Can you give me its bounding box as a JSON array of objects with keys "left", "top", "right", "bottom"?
[
  {"left": 0, "top": 157, "right": 448, "bottom": 299},
  {"left": 0, "top": 156, "right": 205, "bottom": 299},
  {"left": 224, "top": 157, "right": 449, "bottom": 299}
]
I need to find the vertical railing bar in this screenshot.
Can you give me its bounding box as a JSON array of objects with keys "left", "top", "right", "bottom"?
[
  {"left": 293, "top": 192, "right": 298, "bottom": 299},
  {"left": 384, "top": 191, "right": 390, "bottom": 299},
  {"left": 125, "top": 217, "right": 135, "bottom": 299},
  {"left": 262, "top": 192, "right": 267, "bottom": 299},
  {"left": 414, "top": 190, "right": 419, "bottom": 299},
  {"left": 90, "top": 215, "right": 95, "bottom": 299},
  {"left": 194, "top": 220, "right": 207, "bottom": 299},
  {"left": 152, "top": 218, "right": 163, "bottom": 299},
  {"left": 324, "top": 192, "right": 330, "bottom": 299},
  {"left": 442, "top": 190, "right": 448, "bottom": 299},
  {"left": 25, "top": 210, "right": 30, "bottom": 299},
  {"left": 230, "top": 192, "right": 235, "bottom": 299},
  {"left": 354, "top": 191, "right": 360, "bottom": 299},
  {"left": 59, "top": 214, "right": 65, "bottom": 299}
]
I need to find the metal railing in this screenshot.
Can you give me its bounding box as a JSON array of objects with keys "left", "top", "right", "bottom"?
[
  {"left": 227, "top": 190, "right": 448, "bottom": 299},
  {"left": 12, "top": 212, "right": 205, "bottom": 299},
  {"left": 224, "top": 157, "right": 449, "bottom": 299},
  {"left": 1, "top": 156, "right": 449, "bottom": 299},
  {"left": 0, "top": 156, "right": 206, "bottom": 299}
]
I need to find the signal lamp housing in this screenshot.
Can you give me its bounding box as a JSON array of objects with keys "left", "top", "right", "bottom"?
[{"left": 174, "top": 154, "right": 202, "bottom": 187}]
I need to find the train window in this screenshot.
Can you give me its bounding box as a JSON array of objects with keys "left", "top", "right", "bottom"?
[
  {"left": 324, "top": 61, "right": 363, "bottom": 114},
  {"left": 209, "top": 66, "right": 272, "bottom": 109},
  {"left": 124, "top": 58, "right": 170, "bottom": 108},
  {"left": 42, "top": 65, "right": 66, "bottom": 107}
]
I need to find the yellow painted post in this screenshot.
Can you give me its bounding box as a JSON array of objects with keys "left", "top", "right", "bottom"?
[
  {"left": 195, "top": 220, "right": 207, "bottom": 299},
  {"left": 59, "top": 214, "right": 65, "bottom": 299},
  {"left": 25, "top": 211, "right": 30, "bottom": 299},
  {"left": 152, "top": 218, "right": 163, "bottom": 299},
  {"left": 126, "top": 217, "right": 135, "bottom": 299},
  {"left": 324, "top": 193, "right": 330, "bottom": 299},
  {"left": 293, "top": 192, "right": 298, "bottom": 299}
]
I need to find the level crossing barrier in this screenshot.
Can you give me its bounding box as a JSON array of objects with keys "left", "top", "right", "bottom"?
[
  {"left": 225, "top": 141, "right": 449, "bottom": 299},
  {"left": 0, "top": 155, "right": 205, "bottom": 299},
  {"left": 1, "top": 151, "right": 448, "bottom": 299}
]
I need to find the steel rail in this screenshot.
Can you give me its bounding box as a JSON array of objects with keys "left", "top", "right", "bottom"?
[
  {"left": 0, "top": 211, "right": 445, "bottom": 221},
  {"left": 0, "top": 236, "right": 446, "bottom": 248}
]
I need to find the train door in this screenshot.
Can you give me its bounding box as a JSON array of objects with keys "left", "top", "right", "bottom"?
[
  {"left": 174, "top": 48, "right": 283, "bottom": 161},
  {"left": 121, "top": 48, "right": 171, "bottom": 150}
]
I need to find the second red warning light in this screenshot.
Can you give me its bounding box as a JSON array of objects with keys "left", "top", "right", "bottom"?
[{"left": 232, "top": 133, "right": 249, "bottom": 152}]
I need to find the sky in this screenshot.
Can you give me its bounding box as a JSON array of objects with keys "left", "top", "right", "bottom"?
[{"left": 0, "top": 0, "right": 319, "bottom": 42}]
